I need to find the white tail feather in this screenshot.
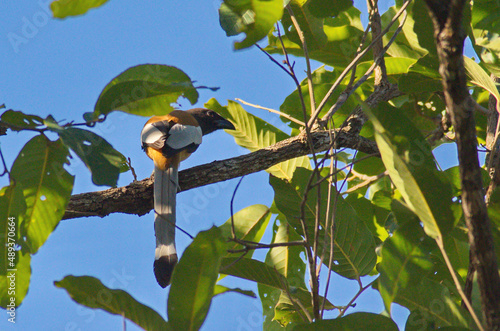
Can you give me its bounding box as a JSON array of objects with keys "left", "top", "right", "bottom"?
[{"left": 153, "top": 164, "right": 178, "bottom": 287}]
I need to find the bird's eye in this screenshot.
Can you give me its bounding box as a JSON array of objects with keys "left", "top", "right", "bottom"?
[{"left": 207, "top": 110, "right": 215, "bottom": 117}]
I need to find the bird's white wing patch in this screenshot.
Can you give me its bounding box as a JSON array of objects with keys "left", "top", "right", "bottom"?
[
  {"left": 141, "top": 123, "right": 164, "bottom": 144},
  {"left": 166, "top": 124, "right": 202, "bottom": 149}
]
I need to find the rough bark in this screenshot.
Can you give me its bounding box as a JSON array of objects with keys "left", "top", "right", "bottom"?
[
  {"left": 424, "top": 1, "right": 500, "bottom": 329},
  {"left": 63, "top": 128, "right": 379, "bottom": 220}
]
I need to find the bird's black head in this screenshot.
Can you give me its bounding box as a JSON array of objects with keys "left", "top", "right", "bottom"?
[{"left": 187, "top": 108, "right": 236, "bottom": 135}]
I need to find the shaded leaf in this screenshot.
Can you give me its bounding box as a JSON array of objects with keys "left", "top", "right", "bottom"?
[
  {"left": 213, "top": 285, "right": 256, "bottom": 298},
  {"left": 364, "top": 103, "right": 454, "bottom": 238},
  {"left": 10, "top": 135, "right": 74, "bottom": 254},
  {"left": 220, "top": 257, "right": 287, "bottom": 290},
  {"left": 0, "top": 110, "right": 44, "bottom": 131},
  {"left": 91, "top": 64, "right": 198, "bottom": 119},
  {"left": 292, "top": 312, "right": 398, "bottom": 331},
  {"left": 306, "top": 0, "right": 353, "bottom": 19},
  {"left": 55, "top": 275, "right": 169, "bottom": 330},
  {"left": 57, "top": 128, "right": 127, "bottom": 186},
  {"left": 398, "top": 277, "right": 473, "bottom": 329},
  {"left": 259, "top": 218, "right": 307, "bottom": 329},
  {"left": 51, "top": 0, "right": 109, "bottom": 18},
  {"left": 274, "top": 287, "right": 335, "bottom": 326},
  {"left": 377, "top": 220, "right": 434, "bottom": 312},
  {"left": 168, "top": 226, "right": 225, "bottom": 331},
  {"left": 271, "top": 167, "right": 377, "bottom": 279}
]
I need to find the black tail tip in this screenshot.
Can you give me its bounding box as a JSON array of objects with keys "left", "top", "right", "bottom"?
[{"left": 154, "top": 254, "right": 178, "bottom": 288}]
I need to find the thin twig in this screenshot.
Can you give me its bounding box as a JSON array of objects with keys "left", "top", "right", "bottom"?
[
  {"left": 338, "top": 279, "right": 377, "bottom": 317},
  {"left": 343, "top": 171, "right": 388, "bottom": 194},
  {"left": 286, "top": 4, "right": 316, "bottom": 115},
  {"left": 435, "top": 236, "right": 484, "bottom": 331},
  {"left": 127, "top": 157, "right": 138, "bottom": 182},
  {"left": 279, "top": 275, "right": 312, "bottom": 323},
  {"left": 235, "top": 98, "right": 305, "bottom": 127},
  {"left": 230, "top": 176, "right": 245, "bottom": 240},
  {"left": 308, "top": 0, "right": 413, "bottom": 128},
  {"left": 319, "top": 3, "right": 409, "bottom": 125},
  {"left": 0, "top": 146, "right": 9, "bottom": 177}
]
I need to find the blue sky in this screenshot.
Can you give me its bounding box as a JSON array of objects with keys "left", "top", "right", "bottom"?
[{"left": 0, "top": 1, "right": 462, "bottom": 330}]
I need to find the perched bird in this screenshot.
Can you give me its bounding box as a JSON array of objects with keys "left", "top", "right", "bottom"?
[{"left": 141, "top": 108, "right": 235, "bottom": 287}]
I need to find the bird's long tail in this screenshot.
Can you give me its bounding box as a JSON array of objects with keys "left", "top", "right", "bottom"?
[{"left": 153, "top": 163, "right": 178, "bottom": 288}]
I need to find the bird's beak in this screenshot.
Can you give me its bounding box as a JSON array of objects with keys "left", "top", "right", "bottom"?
[{"left": 216, "top": 118, "right": 236, "bottom": 130}]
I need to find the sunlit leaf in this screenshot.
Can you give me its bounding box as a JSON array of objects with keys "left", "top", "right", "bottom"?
[
  {"left": 219, "top": 0, "right": 283, "bottom": 50},
  {"left": 0, "top": 184, "right": 30, "bottom": 308},
  {"left": 265, "top": 7, "right": 365, "bottom": 68},
  {"left": 205, "top": 98, "right": 311, "bottom": 180},
  {"left": 50, "top": 0, "right": 109, "bottom": 19},
  {"left": 55, "top": 275, "right": 170, "bottom": 330},
  {"left": 10, "top": 135, "right": 74, "bottom": 254},
  {"left": 464, "top": 56, "right": 500, "bottom": 109},
  {"left": 168, "top": 226, "right": 225, "bottom": 331},
  {"left": 219, "top": 204, "right": 271, "bottom": 258}
]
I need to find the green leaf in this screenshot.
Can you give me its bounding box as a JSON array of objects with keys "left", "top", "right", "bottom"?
[
  {"left": 281, "top": 0, "right": 327, "bottom": 50},
  {"left": 259, "top": 217, "right": 305, "bottom": 329},
  {"left": 0, "top": 110, "right": 44, "bottom": 131},
  {"left": 213, "top": 285, "right": 256, "bottom": 298},
  {"left": 0, "top": 184, "right": 30, "bottom": 308},
  {"left": 219, "top": 204, "right": 271, "bottom": 258},
  {"left": 51, "top": 0, "right": 109, "bottom": 18},
  {"left": 55, "top": 275, "right": 169, "bottom": 330},
  {"left": 292, "top": 312, "right": 398, "bottom": 331},
  {"left": 381, "top": 5, "right": 428, "bottom": 59},
  {"left": 364, "top": 103, "right": 454, "bottom": 238},
  {"left": 345, "top": 193, "right": 389, "bottom": 242},
  {"left": 271, "top": 167, "right": 377, "bottom": 279},
  {"left": 219, "top": 0, "right": 283, "bottom": 50},
  {"left": 397, "top": 277, "right": 473, "bottom": 329},
  {"left": 410, "top": 0, "right": 437, "bottom": 56},
  {"left": 274, "top": 287, "right": 335, "bottom": 326},
  {"left": 265, "top": 7, "right": 365, "bottom": 68},
  {"left": 471, "top": 0, "right": 500, "bottom": 64},
  {"left": 377, "top": 220, "right": 434, "bottom": 312},
  {"left": 10, "top": 135, "right": 74, "bottom": 254},
  {"left": 57, "top": 128, "right": 127, "bottom": 186},
  {"left": 168, "top": 226, "right": 225, "bottom": 331},
  {"left": 398, "top": 55, "right": 442, "bottom": 94},
  {"left": 91, "top": 64, "right": 198, "bottom": 119},
  {"left": 356, "top": 57, "right": 418, "bottom": 78},
  {"left": 306, "top": 0, "right": 353, "bottom": 19},
  {"left": 464, "top": 56, "right": 500, "bottom": 108},
  {"left": 205, "top": 98, "right": 311, "bottom": 180},
  {"left": 220, "top": 257, "right": 287, "bottom": 290}
]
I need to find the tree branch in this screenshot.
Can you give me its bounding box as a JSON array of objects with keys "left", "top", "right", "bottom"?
[
  {"left": 63, "top": 129, "right": 379, "bottom": 220},
  {"left": 424, "top": 1, "right": 500, "bottom": 329}
]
